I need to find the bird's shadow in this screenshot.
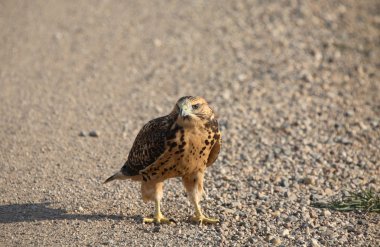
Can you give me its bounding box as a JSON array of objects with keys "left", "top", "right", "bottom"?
[{"left": 0, "top": 202, "right": 139, "bottom": 224}]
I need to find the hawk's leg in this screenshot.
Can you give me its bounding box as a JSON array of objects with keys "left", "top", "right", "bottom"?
[
  {"left": 183, "top": 172, "right": 219, "bottom": 224},
  {"left": 143, "top": 199, "right": 172, "bottom": 224},
  {"left": 141, "top": 181, "right": 172, "bottom": 224}
]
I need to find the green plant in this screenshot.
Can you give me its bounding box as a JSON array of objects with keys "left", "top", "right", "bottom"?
[{"left": 312, "top": 190, "right": 380, "bottom": 213}]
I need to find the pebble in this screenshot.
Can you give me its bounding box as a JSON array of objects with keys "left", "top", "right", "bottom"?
[
  {"left": 309, "top": 210, "right": 318, "bottom": 219},
  {"left": 79, "top": 131, "right": 87, "bottom": 137},
  {"left": 153, "top": 38, "right": 162, "bottom": 47},
  {"left": 302, "top": 177, "right": 314, "bottom": 185},
  {"left": 89, "top": 130, "right": 99, "bottom": 137},
  {"left": 238, "top": 74, "right": 247, "bottom": 82},
  {"left": 222, "top": 90, "right": 231, "bottom": 100},
  {"left": 311, "top": 238, "right": 320, "bottom": 247},
  {"left": 231, "top": 201, "right": 242, "bottom": 209},
  {"left": 357, "top": 219, "right": 366, "bottom": 225},
  {"left": 324, "top": 188, "right": 334, "bottom": 196},
  {"left": 272, "top": 211, "right": 281, "bottom": 217},
  {"left": 222, "top": 207, "right": 235, "bottom": 214},
  {"left": 344, "top": 110, "right": 354, "bottom": 117},
  {"left": 346, "top": 225, "right": 355, "bottom": 233},
  {"left": 279, "top": 178, "right": 289, "bottom": 187},
  {"left": 256, "top": 207, "right": 266, "bottom": 214},
  {"left": 285, "top": 192, "right": 297, "bottom": 201},
  {"left": 270, "top": 237, "right": 282, "bottom": 246},
  {"left": 323, "top": 210, "right": 331, "bottom": 217},
  {"left": 300, "top": 70, "right": 313, "bottom": 82},
  {"left": 282, "top": 229, "right": 290, "bottom": 237}
]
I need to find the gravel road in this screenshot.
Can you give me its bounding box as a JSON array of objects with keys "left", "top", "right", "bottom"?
[{"left": 0, "top": 0, "right": 379, "bottom": 246}]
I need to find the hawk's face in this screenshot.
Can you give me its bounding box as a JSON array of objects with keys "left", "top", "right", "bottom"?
[{"left": 175, "top": 96, "right": 214, "bottom": 125}]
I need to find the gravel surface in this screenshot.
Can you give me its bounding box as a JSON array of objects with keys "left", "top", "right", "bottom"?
[{"left": 1, "top": 0, "right": 379, "bottom": 246}]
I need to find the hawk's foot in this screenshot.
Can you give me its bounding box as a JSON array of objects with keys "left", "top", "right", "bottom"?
[
  {"left": 191, "top": 215, "right": 219, "bottom": 224},
  {"left": 143, "top": 213, "right": 174, "bottom": 224}
]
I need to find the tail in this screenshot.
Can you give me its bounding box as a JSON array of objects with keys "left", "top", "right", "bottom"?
[{"left": 104, "top": 171, "right": 128, "bottom": 184}]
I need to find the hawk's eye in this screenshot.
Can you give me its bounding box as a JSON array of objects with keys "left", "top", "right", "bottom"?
[{"left": 192, "top": 104, "right": 200, "bottom": 110}]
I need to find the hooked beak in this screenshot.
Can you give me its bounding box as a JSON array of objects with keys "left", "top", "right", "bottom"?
[{"left": 178, "top": 102, "right": 191, "bottom": 117}]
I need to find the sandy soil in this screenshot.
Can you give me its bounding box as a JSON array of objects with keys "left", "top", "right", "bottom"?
[{"left": 0, "top": 0, "right": 379, "bottom": 246}]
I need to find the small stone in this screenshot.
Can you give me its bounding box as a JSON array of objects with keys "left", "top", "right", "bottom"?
[
  {"left": 257, "top": 192, "right": 267, "bottom": 200},
  {"left": 79, "top": 131, "right": 87, "bottom": 137},
  {"left": 256, "top": 207, "right": 266, "bottom": 214},
  {"left": 357, "top": 219, "right": 366, "bottom": 225},
  {"left": 324, "top": 188, "right": 334, "bottom": 196},
  {"left": 300, "top": 70, "right": 313, "bottom": 82},
  {"left": 222, "top": 90, "right": 231, "bottom": 100},
  {"left": 323, "top": 209, "right": 331, "bottom": 217},
  {"left": 53, "top": 32, "right": 63, "bottom": 41},
  {"left": 266, "top": 235, "right": 274, "bottom": 242},
  {"left": 313, "top": 49, "right": 323, "bottom": 64},
  {"left": 222, "top": 207, "right": 235, "bottom": 214},
  {"left": 341, "top": 138, "right": 352, "bottom": 145},
  {"left": 359, "top": 121, "right": 368, "bottom": 130},
  {"left": 272, "top": 211, "right": 281, "bottom": 217},
  {"left": 78, "top": 206, "right": 84, "bottom": 212},
  {"left": 344, "top": 110, "right": 354, "bottom": 117},
  {"left": 155, "top": 105, "right": 163, "bottom": 113},
  {"left": 89, "top": 130, "right": 99, "bottom": 137},
  {"left": 279, "top": 178, "right": 289, "bottom": 187},
  {"left": 302, "top": 177, "right": 314, "bottom": 185},
  {"left": 286, "top": 215, "right": 298, "bottom": 223},
  {"left": 282, "top": 229, "right": 289, "bottom": 237},
  {"left": 231, "top": 235, "right": 239, "bottom": 241},
  {"left": 309, "top": 209, "right": 318, "bottom": 219},
  {"left": 285, "top": 191, "right": 297, "bottom": 201},
  {"left": 273, "top": 147, "right": 282, "bottom": 155},
  {"left": 370, "top": 120, "right": 379, "bottom": 128},
  {"left": 346, "top": 225, "right": 355, "bottom": 233},
  {"left": 270, "top": 237, "right": 282, "bottom": 246},
  {"left": 152, "top": 225, "right": 161, "bottom": 233},
  {"left": 335, "top": 136, "right": 352, "bottom": 145},
  {"left": 311, "top": 238, "right": 320, "bottom": 247},
  {"left": 238, "top": 74, "right": 247, "bottom": 82},
  {"left": 65, "top": 205, "right": 73, "bottom": 212},
  {"left": 231, "top": 201, "right": 242, "bottom": 209},
  {"left": 153, "top": 38, "right": 162, "bottom": 47}
]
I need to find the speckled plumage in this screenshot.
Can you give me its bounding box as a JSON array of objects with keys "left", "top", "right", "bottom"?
[
  {"left": 105, "top": 96, "right": 221, "bottom": 224},
  {"left": 121, "top": 115, "right": 176, "bottom": 177}
]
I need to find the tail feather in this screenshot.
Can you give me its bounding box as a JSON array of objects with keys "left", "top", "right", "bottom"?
[{"left": 104, "top": 171, "right": 127, "bottom": 184}]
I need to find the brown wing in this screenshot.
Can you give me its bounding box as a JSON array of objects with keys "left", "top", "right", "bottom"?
[
  {"left": 207, "top": 131, "right": 221, "bottom": 167},
  {"left": 121, "top": 115, "right": 176, "bottom": 176}
]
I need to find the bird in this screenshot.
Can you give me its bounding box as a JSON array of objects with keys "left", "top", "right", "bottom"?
[{"left": 104, "top": 96, "right": 221, "bottom": 224}]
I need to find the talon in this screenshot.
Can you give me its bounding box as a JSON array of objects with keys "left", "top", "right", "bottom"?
[
  {"left": 143, "top": 215, "right": 174, "bottom": 224},
  {"left": 191, "top": 215, "right": 219, "bottom": 224}
]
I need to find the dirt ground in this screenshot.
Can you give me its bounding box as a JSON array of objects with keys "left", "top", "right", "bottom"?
[{"left": 0, "top": 0, "right": 379, "bottom": 246}]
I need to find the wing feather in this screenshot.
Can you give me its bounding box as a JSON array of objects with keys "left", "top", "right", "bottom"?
[
  {"left": 121, "top": 115, "right": 176, "bottom": 176},
  {"left": 207, "top": 131, "right": 221, "bottom": 167}
]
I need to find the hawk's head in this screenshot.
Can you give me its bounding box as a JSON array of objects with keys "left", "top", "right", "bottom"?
[{"left": 174, "top": 96, "right": 215, "bottom": 126}]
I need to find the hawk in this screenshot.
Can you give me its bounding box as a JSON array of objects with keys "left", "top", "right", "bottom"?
[{"left": 104, "top": 96, "right": 221, "bottom": 224}]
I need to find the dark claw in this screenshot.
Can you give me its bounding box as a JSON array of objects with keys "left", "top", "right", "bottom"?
[{"left": 169, "top": 218, "right": 177, "bottom": 224}]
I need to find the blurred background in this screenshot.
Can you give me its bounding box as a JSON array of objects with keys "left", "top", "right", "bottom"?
[{"left": 0, "top": 0, "right": 379, "bottom": 246}]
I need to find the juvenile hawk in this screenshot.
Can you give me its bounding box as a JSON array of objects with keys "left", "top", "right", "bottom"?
[{"left": 105, "top": 96, "right": 221, "bottom": 224}]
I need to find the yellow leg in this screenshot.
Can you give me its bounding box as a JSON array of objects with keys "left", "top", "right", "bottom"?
[
  {"left": 143, "top": 199, "right": 173, "bottom": 224},
  {"left": 191, "top": 201, "right": 219, "bottom": 224}
]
